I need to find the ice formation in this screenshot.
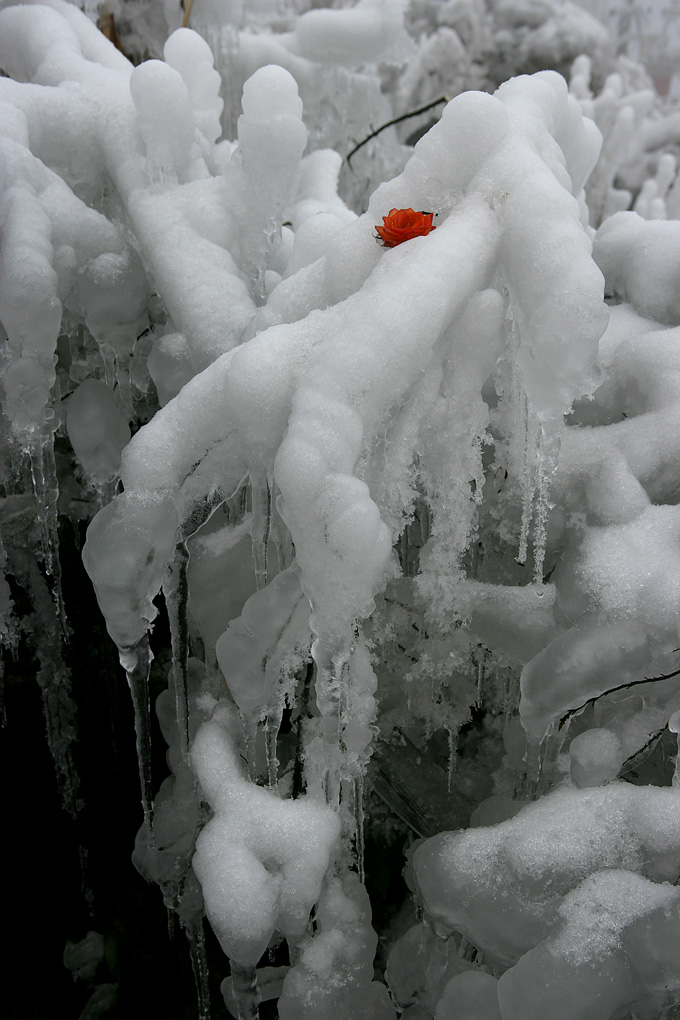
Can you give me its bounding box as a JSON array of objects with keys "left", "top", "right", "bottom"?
[{"left": 4, "top": 1, "right": 680, "bottom": 1019}]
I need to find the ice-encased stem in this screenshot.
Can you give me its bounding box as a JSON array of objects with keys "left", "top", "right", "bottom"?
[
  {"left": 244, "top": 715, "right": 259, "bottom": 784},
  {"left": 532, "top": 434, "right": 555, "bottom": 584},
  {"left": 164, "top": 540, "right": 191, "bottom": 760},
  {"left": 517, "top": 402, "right": 540, "bottom": 567},
  {"left": 122, "top": 635, "right": 154, "bottom": 842},
  {"left": 185, "top": 918, "right": 211, "bottom": 1020},
  {"left": 250, "top": 474, "right": 272, "bottom": 592},
  {"left": 166, "top": 492, "right": 226, "bottom": 759},
  {"left": 231, "top": 962, "right": 261, "bottom": 1020},
  {"left": 314, "top": 640, "right": 351, "bottom": 809},
  {"left": 264, "top": 707, "right": 281, "bottom": 790}
]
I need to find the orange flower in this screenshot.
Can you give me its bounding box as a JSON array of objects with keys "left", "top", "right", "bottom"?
[{"left": 375, "top": 208, "right": 436, "bottom": 247}]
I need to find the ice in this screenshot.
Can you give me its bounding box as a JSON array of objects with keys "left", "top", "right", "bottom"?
[
  {"left": 411, "top": 782, "right": 680, "bottom": 965},
  {"left": 215, "top": 564, "right": 310, "bottom": 723},
  {"left": 497, "top": 871, "right": 680, "bottom": 1020},
  {"left": 280, "top": 0, "right": 411, "bottom": 68},
  {"left": 191, "top": 703, "right": 341, "bottom": 966},
  {"left": 594, "top": 212, "right": 680, "bottom": 325},
  {"left": 163, "top": 29, "right": 224, "bottom": 146},
  {"left": 74, "top": 248, "right": 148, "bottom": 354},
  {"left": 63, "top": 931, "right": 105, "bottom": 983},
  {"left": 386, "top": 923, "right": 480, "bottom": 1015},
  {"left": 490, "top": 1, "right": 611, "bottom": 83},
  {"left": 163, "top": 541, "right": 192, "bottom": 758},
  {"left": 83, "top": 492, "right": 177, "bottom": 652},
  {"left": 7, "top": 1, "right": 680, "bottom": 1015},
  {"left": 570, "top": 59, "right": 654, "bottom": 229},
  {"left": 147, "top": 332, "right": 195, "bottom": 406},
  {"left": 125, "top": 635, "right": 155, "bottom": 838},
  {"left": 187, "top": 513, "right": 256, "bottom": 662},
  {"left": 65, "top": 381, "right": 130, "bottom": 483},
  {"left": 184, "top": 920, "right": 211, "bottom": 1020},
  {"left": 568, "top": 728, "right": 624, "bottom": 788},
  {"left": 277, "top": 870, "right": 396, "bottom": 1020},
  {"left": 248, "top": 473, "right": 272, "bottom": 591},
  {"left": 233, "top": 64, "right": 307, "bottom": 299},
  {"left": 435, "top": 971, "right": 500, "bottom": 1020},
  {"left": 130, "top": 60, "right": 197, "bottom": 184},
  {"left": 0, "top": 181, "right": 60, "bottom": 431}
]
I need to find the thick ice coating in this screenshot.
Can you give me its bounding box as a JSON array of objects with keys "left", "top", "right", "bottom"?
[
  {"left": 277, "top": 870, "right": 396, "bottom": 1020},
  {"left": 163, "top": 28, "right": 223, "bottom": 146},
  {"left": 191, "top": 705, "right": 340, "bottom": 967},
  {"left": 497, "top": 871, "right": 680, "bottom": 1020},
  {"left": 216, "top": 565, "right": 310, "bottom": 721},
  {"left": 74, "top": 68, "right": 607, "bottom": 686},
  {"left": 65, "top": 381, "right": 131, "bottom": 483},
  {"left": 594, "top": 212, "right": 680, "bottom": 325},
  {"left": 411, "top": 782, "right": 680, "bottom": 964}
]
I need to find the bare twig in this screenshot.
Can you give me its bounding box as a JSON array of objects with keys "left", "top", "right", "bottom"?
[
  {"left": 99, "top": 4, "right": 126, "bottom": 56},
  {"left": 346, "top": 95, "right": 449, "bottom": 167},
  {"left": 181, "top": 0, "right": 194, "bottom": 28},
  {"left": 559, "top": 665, "right": 680, "bottom": 730}
]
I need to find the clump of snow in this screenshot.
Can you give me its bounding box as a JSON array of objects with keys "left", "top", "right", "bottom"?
[
  {"left": 6, "top": 1, "right": 680, "bottom": 1016},
  {"left": 65, "top": 380, "right": 130, "bottom": 483},
  {"left": 594, "top": 212, "right": 680, "bottom": 324},
  {"left": 568, "top": 727, "right": 624, "bottom": 787},
  {"left": 191, "top": 703, "right": 341, "bottom": 966},
  {"left": 411, "top": 782, "right": 680, "bottom": 964}
]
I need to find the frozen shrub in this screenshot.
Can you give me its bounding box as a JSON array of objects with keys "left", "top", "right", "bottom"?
[{"left": 2, "top": 2, "right": 680, "bottom": 1019}]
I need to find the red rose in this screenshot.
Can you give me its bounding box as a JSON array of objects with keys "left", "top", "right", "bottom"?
[{"left": 375, "top": 208, "right": 436, "bottom": 247}]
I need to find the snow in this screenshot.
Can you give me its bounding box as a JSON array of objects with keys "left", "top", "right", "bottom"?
[
  {"left": 411, "top": 782, "right": 680, "bottom": 964},
  {"left": 191, "top": 703, "right": 341, "bottom": 966},
  {"left": 5, "top": 0, "right": 680, "bottom": 1017}
]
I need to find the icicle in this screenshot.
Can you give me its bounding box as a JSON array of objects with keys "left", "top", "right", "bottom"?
[
  {"left": 166, "top": 492, "right": 226, "bottom": 759},
  {"left": 354, "top": 773, "right": 365, "bottom": 883},
  {"left": 185, "top": 919, "right": 212, "bottom": 1020},
  {"left": 250, "top": 474, "right": 272, "bottom": 591},
  {"left": 230, "top": 962, "right": 261, "bottom": 1020},
  {"left": 121, "top": 634, "right": 155, "bottom": 842},
  {"left": 164, "top": 540, "right": 191, "bottom": 760},
  {"left": 238, "top": 483, "right": 249, "bottom": 522},
  {"left": 292, "top": 661, "right": 314, "bottom": 799},
  {"left": 531, "top": 433, "right": 556, "bottom": 584},
  {"left": 243, "top": 713, "right": 259, "bottom": 784},
  {"left": 313, "top": 639, "right": 351, "bottom": 809},
  {"left": 270, "top": 493, "right": 294, "bottom": 575},
  {"left": 264, "top": 707, "right": 281, "bottom": 790},
  {"left": 503, "top": 672, "right": 520, "bottom": 725},
  {"left": 516, "top": 403, "right": 540, "bottom": 566}
]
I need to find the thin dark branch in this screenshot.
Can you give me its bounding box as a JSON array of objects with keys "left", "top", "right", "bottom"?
[
  {"left": 346, "top": 96, "right": 449, "bottom": 167},
  {"left": 619, "top": 725, "right": 667, "bottom": 775},
  {"left": 559, "top": 665, "right": 680, "bottom": 730}
]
